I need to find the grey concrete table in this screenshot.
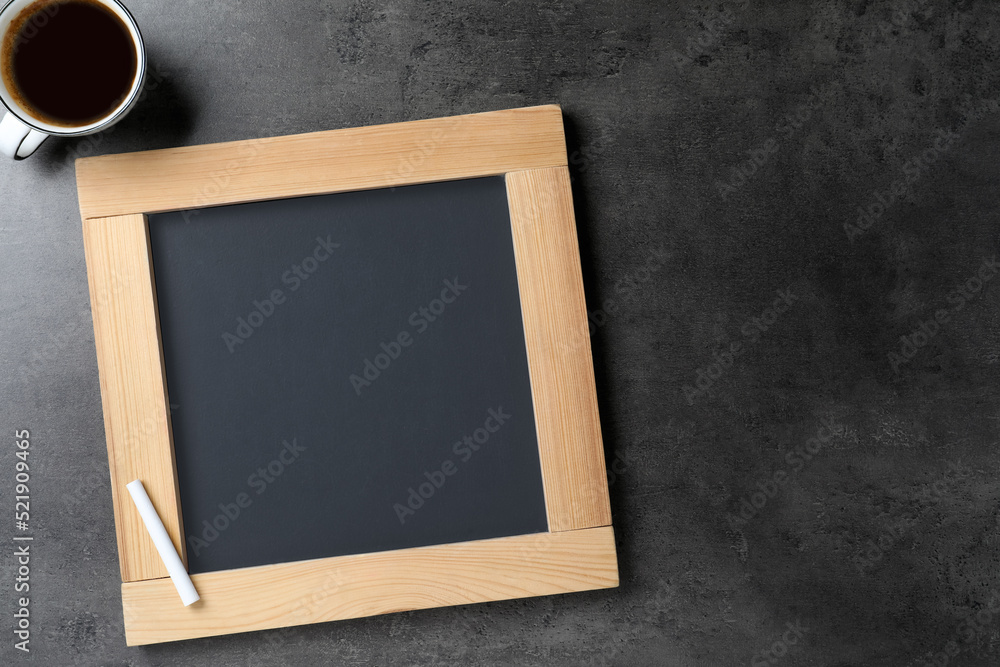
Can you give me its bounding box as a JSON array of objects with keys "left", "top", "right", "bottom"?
[{"left": 2, "top": 1, "right": 999, "bottom": 665}]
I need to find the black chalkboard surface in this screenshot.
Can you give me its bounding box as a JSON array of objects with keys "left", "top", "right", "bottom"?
[{"left": 147, "top": 176, "right": 548, "bottom": 574}]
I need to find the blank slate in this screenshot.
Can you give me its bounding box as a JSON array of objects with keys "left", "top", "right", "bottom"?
[
  {"left": 147, "top": 177, "right": 548, "bottom": 574},
  {"left": 77, "top": 105, "right": 616, "bottom": 645}
]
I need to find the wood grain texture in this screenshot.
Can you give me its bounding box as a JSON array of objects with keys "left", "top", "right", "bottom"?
[
  {"left": 75, "top": 105, "right": 567, "bottom": 220},
  {"left": 506, "top": 167, "right": 612, "bottom": 532},
  {"left": 82, "top": 214, "right": 184, "bottom": 582},
  {"left": 121, "top": 525, "right": 617, "bottom": 645}
]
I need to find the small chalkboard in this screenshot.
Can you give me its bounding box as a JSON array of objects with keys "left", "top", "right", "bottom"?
[
  {"left": 148, "top": 176, "right": 548, "bottom": 574},
  {"left": 77, "top": 105, "right": 617, "bottom": 645}
]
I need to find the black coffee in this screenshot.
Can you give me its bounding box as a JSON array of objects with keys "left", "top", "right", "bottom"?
[{"left": 1, "top": 0, "right": 137, "bottom": 126}]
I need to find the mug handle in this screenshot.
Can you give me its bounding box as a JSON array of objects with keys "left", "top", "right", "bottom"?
[{"left": 0, "top": 111, "right": 48, "bottom": 159}]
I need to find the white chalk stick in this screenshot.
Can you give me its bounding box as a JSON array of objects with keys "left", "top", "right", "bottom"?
[{"left": 126, "top": 479, "right": 200, "bottom": 606}]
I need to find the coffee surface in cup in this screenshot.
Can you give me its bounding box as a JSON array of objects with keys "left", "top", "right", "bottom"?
[{"left": 1, "top": 0, "right": 137, "bottom": 127}]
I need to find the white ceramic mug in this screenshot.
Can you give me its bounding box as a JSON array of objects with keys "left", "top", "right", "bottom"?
[{"left": 0, "top": 0, "right": 145, "bottom": 159}]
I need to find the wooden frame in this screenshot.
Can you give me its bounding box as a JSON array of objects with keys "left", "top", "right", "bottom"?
[{"left": 77, "top": 105, "right": 615, "bottom": 645}]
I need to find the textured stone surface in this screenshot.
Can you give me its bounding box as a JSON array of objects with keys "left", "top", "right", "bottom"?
[{"left": 2, "top": 0, "right": 1000, "bottom": 665}]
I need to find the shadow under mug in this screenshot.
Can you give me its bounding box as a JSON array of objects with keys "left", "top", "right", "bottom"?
[{"left": 0, "top": 0, "right": 145, "bottom": 159}]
